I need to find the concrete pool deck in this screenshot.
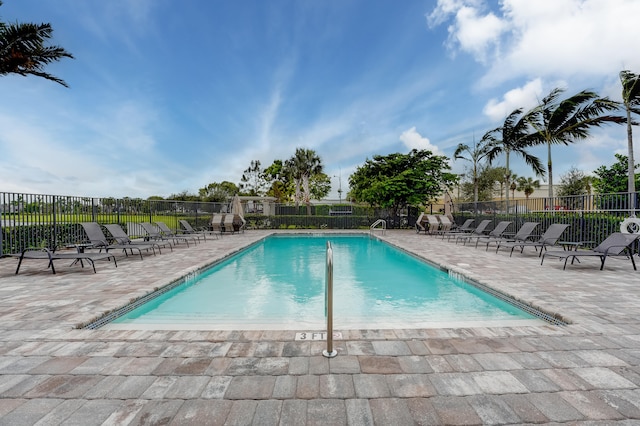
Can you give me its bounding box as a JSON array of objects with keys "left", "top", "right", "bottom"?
[{"left": 0, "top": 229, "right": 639, "bottom": 424}]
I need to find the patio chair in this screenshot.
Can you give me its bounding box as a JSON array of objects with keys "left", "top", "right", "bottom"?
[
  {"left": 454, "top": 219, "right": 492, "bottom": 245},
  {"left": 210, "top": 213, "right": 224, "bottom": 235},
  {"left": 436, "top": 215, "right": 453, "bottom": 235},
  {"left": 466, "top": 221, "right": 513, "bottom": 248},
  {"left": 139, "top": 222, "right": 189, "bottom": 247},
  {"left": 415, "top": 212, "right": 428, "bottom": 233},
  {"left": 541, "top": 232, "right": 639, "bottom": 270},
  {"left": 179, "top": 219, "right": 219, "bottom": 241},
  {"left": 440, "top": 218, "right": 474, "bottom": 240},
  {"left": 222, "top": 214, "right": 236, "bottom": 234},
  {"left": 10, "top": 247, "right": 117, "bottom": 274},
  {"left": 425, "top": 215, "right": 441, "bottom": 235},
  {"left": 498, "top": 223, "right": 570, "bottom": 257},
  {"left": 104, "top": 223, "right": 170, "bottom": 253},
  {"left": 483, "top": 221, "right": 540, "bottom": 251},
  {"left": 155, "top": 221, "right": 200, "bottom": 245},
  {"left": 80, "top": 222, "right": 156, "bottom": 260}
]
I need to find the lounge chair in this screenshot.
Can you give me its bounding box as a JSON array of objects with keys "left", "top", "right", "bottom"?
[
  {"left": 155, "top": 221, "right": 200, "bottom": 245},
  {"left": 179, "top": 219, "right": 219, "bottom": 240},
  {"left": 454, "top": 219, "right": 492, "bottom": 245},
  {"left": 10, "top": 247, "right": 117, "bottom": 274},
  {"left": 466, "top": 221, "right": 513, "bottom": 248},
  {"left": 139, "top": 222, "right": 189, "bottom": 247},
  {"left": 222, "top": 214, "right": 236, "bottom": 234},
  {"left": 436, "top": 215, "right": 453, "bottom": 235},
  {"left": 425, "top": 215, "right": 441, "bottom": 235},
  {"left": 104, "top": 224, "right": 170, "bottom": 253},
  {"left": 80, "top": 222, "right": 156, "bottom": 260},
  {"left": 210, "top": 213, "right": 224, "bottom": 235},
  {"left": 415, "top": 212, "right": 428, "bottom": 233},
  {"left": 440, "top": 218, "right": 475, "bottom": 240},
  {"left": 483, "top": 221, "right": 540, "bottom": 251},
  {"left": 541, "top": 232, "right": 639, "bottom": 270},
  {"left": 498, "top": 223, "right": 570, "bottom": 257}
]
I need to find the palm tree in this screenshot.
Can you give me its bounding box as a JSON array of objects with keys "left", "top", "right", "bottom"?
[
  {"left": 285, "top": 148, "right": 323, "bottom": 215},
  {"left": 527, "top": 88, "right": 625, "bottom": 198},
  {"left": 516, "top": 176, "right": 540, "bottom": 199},
  {"left": 509, "top": 173, "right": 518, "bottom": 198},
  {"left": 453, "top": 135, "right": 491, "bottom": 206},
  {"left": 0, "top": 1, "right": 73, "bottom": 87},
  {"left": 484, "top": 108, "right": 545, "bottom": 211},
  {"left": 620, "top": 70, "right": 640, "bottom": 212}
]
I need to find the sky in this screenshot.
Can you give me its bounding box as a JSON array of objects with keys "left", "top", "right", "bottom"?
[{"left": 1, "top": 0, "right": 639, "bottom": 199}]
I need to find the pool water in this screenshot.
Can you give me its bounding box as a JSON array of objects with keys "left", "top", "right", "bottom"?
[{"left": 106, "top": 234, "right": 542, "bottom": 330}]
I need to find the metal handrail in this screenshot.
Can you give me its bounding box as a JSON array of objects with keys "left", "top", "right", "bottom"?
[
  {"left": 323, "top": 241, "right": 337, "bottom": 358},
  {"left": 369, "top": 219, "right": 386, "bottom": 235}
]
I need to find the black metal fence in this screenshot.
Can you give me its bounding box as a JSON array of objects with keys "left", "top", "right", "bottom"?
[
  {"left": 0, "top": 192, "right": 415, "bottom": 255},
  {"left": 454, "top": 192, "right": 639, "bottom": 247},
  {"left": 1, "top": 190, "right": 639, "bottom": 256}
]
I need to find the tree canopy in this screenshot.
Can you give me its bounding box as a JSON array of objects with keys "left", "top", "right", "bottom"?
[
  {"left": 592, "top": 154, "right": 640, "bottom": 194},
  {"left": 557, "top": 167, "right": 591, "bottom": 197},
  {"left": 620, "top": 70, "right": 640, "bottom": 195},
  {"left": 0, "top": 1, "right": 73, "bottom": 87},
  {"left": 527, "top": 88, "right": 624, "bottom": 197},
  {"left": 349, "top": 149, "right": 456, "bottom": 215}
]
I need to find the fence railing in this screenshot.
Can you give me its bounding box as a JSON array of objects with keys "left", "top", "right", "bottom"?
[
  {"left": 0, "top": 192, "right": 415, "bottom": 255},
  {"left": 1, "top": 190, "right": 638, "bottom": 256},
  {"left": 454, "top": 192, "right": 639, "bottom": 247}
]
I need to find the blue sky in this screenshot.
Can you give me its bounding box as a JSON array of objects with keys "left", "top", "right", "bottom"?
[{"left": 1, "top": 0, "right": 639, "bottom": 199}]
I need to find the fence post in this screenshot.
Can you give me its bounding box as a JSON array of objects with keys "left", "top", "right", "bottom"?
[{"left": 52, "top": 195, "right": 57, "bottom": 250}]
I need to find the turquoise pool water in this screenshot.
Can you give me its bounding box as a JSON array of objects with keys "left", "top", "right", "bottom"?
[{"left": 106, "top": 234, "right": 541, "bottom": 330}]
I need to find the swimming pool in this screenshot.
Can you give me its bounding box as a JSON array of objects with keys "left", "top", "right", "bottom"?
[{"left": 101, "top": 234, "right": 545, "bottom": 330}]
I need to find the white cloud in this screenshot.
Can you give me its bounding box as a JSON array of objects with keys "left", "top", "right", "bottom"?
[
  {"left": 449, "top": 6, "right": 506, "bottom": 63},
  {"left": 429, "top": 0, "right": 640, "bottom": 87},
  {"left": 483, "top": 78, "right": 543, "bottom": 121},
  {"left": 399, "top": 127, "right": 443, "bottom": 155}
]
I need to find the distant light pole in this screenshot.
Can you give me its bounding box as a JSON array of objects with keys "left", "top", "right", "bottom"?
[{"left": 335, "top": 170, "right": 343, "bottom": 204}]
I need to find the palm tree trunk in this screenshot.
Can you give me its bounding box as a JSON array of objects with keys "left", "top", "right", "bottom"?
[
  {"left": 547, "top": 141, "right": 554, "bottom": 199},
  {"left": 505, "top": 151, "right": 510, "bottom": 212},
  {"left": 294, "top": 179, "right": 301, "bottom": 208},
  {"left": 302, "top": 175, "right": 311, "bottom": 215},
  {"left": 627, "top": 108, "right": 636, "bottom": 216}
]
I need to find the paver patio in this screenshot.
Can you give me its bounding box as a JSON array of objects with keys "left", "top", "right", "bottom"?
[{"left": 1, "top": 229, "right": 640, "bottom": 425}]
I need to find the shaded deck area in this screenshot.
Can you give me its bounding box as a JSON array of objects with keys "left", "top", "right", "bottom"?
[{"left": 1, "top": 230, "right": 640, "bottom": 424}]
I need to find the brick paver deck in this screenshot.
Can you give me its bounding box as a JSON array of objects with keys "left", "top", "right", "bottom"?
[{"left": 1, "top": 229, "right": 639, "bottom": 425}]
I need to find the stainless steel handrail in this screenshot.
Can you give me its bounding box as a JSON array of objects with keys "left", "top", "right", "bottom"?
[
  {"left": 323, "top": 241, "right": 337, "bottom": 358},
  {"left": 369, "top": 219, "right": 386, "bottom": 235}
]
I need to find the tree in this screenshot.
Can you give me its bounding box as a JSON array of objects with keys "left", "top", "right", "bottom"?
[
  {"left": 620, "top": 70, "right": 640, "bottom": 201},
  {"left": 167, "top": 190, "right": 199, "bottom": 202},
  {"left": 198, "top": 181, "right": 238, "bottom": 202},
  {"left": 285, "top": 148, "right": 324, "bottom": 215},
  {"left": 484, "top": 108, "right": 545, "bottom": 209},
  {"left": 239, "top": 160, "right": 267, "bottom": 196},
  {"left": 263, "top": 159, "right": 291, "bottom": 203},
  {"left": 527, "top": 87, "right": 625, "bottom": 198},
  {"left": 592, "top": 154, "right": 640, "bottom": 194},
  {"left": 453, "top": 136, "right": 491, "bottom": 205},
  {"left": 310, "top": 173, "right": 331, "bottom": 200},
  {"left": 349, "top": 149, "right": 457, "bottom": 216},
  {"left": 509, "top": 173, "right": 518, "bottom": 198},
  {"left": 592, "top": 154, "right": 640, "bottom": 211},
  {"left": 557, "top": 167, "right": 591, "bottom": 197},
  {"left": 459, "top": 165, "right": 505, "bottom": 202},
  {"left": 516, "top": 176, "right": 540, "bottom": 199},
  {"left": 0, "top": 1, "right": 74, "bottom": 87}
]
